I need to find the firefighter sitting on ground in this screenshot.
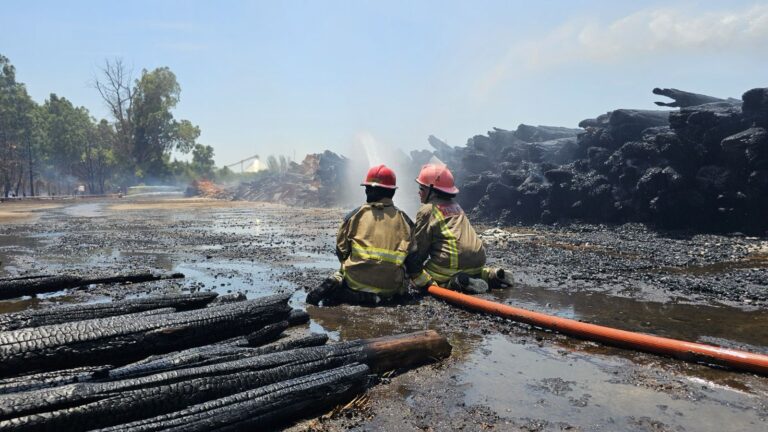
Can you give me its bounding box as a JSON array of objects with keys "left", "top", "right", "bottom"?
[
  {"left": 306, "top": 164, "right": 416, "bottom": 306},
  {"left": 408, "top": 163, "right": 512, "bottom": 294}
]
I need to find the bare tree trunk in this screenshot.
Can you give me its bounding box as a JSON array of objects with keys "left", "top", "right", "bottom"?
[
  {"left": 14, "top": 171, "right": 23, "bottom": 197},
  {"left": 94, "top": 59, "right": 134, "bottom": 166},
  {"left": 26, "top": 133, "right": 34, "bottom": 196}
]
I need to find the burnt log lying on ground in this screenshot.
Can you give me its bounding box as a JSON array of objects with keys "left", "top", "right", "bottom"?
[
  {"left": 0, "top": 275, "right": 54, "bottom": 282},
  {"left": 0, "top": 309, "right": 320, "bottom": 391},
  {"left": 0, "top": 330, "right": 450, "bottom": 432},
  {"left": 0, "top": 366, "right": 111, "bottom": 395},
  {"left": 106, "top": 325, "right": 328, "bottom": 380},
  {"left": 205, "top": 292, "right": 247, "bottom": 306},
  {"left": 436, "top": 87, "right": 768, "bottom": 233},
  {"left": 0, "top": 294, "right": 291, "bottom": 375},
  {"left": 0, "top": 272, "right": 185, "bottom": 300},
  {"left": 95, "top": 364, "right": 372, "bottom": 432},
  {"left": 0, "top": 292, "right": 217, "bottom": 331}
]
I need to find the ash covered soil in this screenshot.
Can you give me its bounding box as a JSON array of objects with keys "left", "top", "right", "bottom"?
[{"left": 0, "top": 197, "right": 766, "bottom": 431}]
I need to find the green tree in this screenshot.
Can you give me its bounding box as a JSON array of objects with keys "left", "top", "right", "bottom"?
[
  {"left": 217, "top": 165, "right": 235, "bottom": 181},
  {"left": 41, "top": 94, "right": 93, "bottom": 194},
  {"left": 96, "top": 61, "right": 200, "bottom": 182},
  {"left": 81, "top": 119, "right": 117, "bottom": 194},
  {"left": 191, "top": 143, "right": 215, "bottom": 178},
  {"left": 0, "top": 55, "right": 37, "bottom": 197}
]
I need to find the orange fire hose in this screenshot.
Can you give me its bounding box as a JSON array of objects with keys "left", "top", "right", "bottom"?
[{"left": 427, "top": 285, "right": 768, "bottom": 376}]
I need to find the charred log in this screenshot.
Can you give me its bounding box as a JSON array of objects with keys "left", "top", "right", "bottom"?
[
  {"left": 205, "top": 292, "right": 246, "bottom": 307},
  {"left": 653, "top": 87, "right": 738, "bottom": 108},
  {"left": 244, "top": 321, "right": 289, "bottom": 346},
  {"left": 0, "top": 275, "right": 53, "bottom": 282},
  {"left": 108, "top": 332, "right": 330, "bottom": 380},
  {"left": 95, "top": 364, "right": 371, "bottom": 432},
  {"left": 0, "top": 273, "right": 185, "bottom": 300},
  {"left": 288, "top": 309, "right": 310, "bottom": 325},
  {"left": 0, "top": 294, "right": 291, "bottom": 375},
  {"left": 248, "top": 333, "right": 329, "bottom": 355},
  {"left": 0, "top": 292, "right": 217, "bottom": 331},
  {"left": 0, "top": 366, "right": 110, "bottom": 395},
  {"left": 0, "top": 331, "right": 449, "bottom": 431}
]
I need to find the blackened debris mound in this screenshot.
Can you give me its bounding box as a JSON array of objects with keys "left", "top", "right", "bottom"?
[
  {"left": 431, "top": 88, "right": 768, "bottom": 234},
  {"left": 234, "top": 151, "right": 348, "bottom": 207}
]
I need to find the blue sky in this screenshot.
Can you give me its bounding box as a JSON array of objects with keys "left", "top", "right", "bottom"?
[{"left": 3, "top": 0, "right": 767, "bottom": 166}]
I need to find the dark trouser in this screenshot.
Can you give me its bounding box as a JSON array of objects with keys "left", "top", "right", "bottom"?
[
  {"left": 308, "top": 271, "right": 412, "bottom": 307},
  {"left": 328, "top": 284, "right": 388, "bottom": 306}
]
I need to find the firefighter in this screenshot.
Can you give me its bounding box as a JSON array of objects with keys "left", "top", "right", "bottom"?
[
  {"left": 306, "top": 164, "right": 415, "bottom": 306},
  {"left": 408, "top": 163, "right": 512, "bottom": 293}
]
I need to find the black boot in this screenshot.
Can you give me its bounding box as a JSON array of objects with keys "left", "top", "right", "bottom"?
[
  {"left": 487, "top": 267, "right": 513, "bottom": 289},
  {"left": 447, "top": 273, "right": 489, "bottom": 294},
  {"left": 306, "top": 276, "right": 339, "bottom": 306},
  {"left": 447, "top": 272, "right": 470, "bottom": 292}
]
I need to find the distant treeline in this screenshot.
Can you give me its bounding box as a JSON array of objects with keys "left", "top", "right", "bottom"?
[{"left": 0, "top": 55, "right": 230, "bottom": 197}]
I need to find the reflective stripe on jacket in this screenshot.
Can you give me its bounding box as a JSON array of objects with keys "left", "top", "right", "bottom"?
[
  {"left": 336, "top": 198, "right": 413, "bottom": 296},
  {"left": 411, "top": 197, "right": 486, "bottom": 283}
]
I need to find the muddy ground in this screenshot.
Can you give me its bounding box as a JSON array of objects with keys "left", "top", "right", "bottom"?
[{"left": 0, "top": 197, "right": 766, "bottom": 431}]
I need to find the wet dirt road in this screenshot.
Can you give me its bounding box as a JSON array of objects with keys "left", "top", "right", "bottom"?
[{"left": 0, "top": 197, "right": 766, "bottom": 431}]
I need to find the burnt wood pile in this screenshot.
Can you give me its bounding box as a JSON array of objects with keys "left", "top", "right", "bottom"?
[
  {"left": 233, "top": 151, "right": 348, "bottom": 207},
  {"left": 0, "top": 281, "right": 451, "bottom": 431},
  {"left": 420, "top": 87, "right": 768, "bottom": 234}
]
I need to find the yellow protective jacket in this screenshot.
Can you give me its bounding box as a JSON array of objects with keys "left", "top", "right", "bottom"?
[
  {"left": 409, "top": 197, "right": 486, "bottom": 285},
  {"left": 336, "top": 198, "right": 414, "bottom": 297}
]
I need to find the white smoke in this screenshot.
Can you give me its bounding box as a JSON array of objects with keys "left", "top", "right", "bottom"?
[{"left": 341, "top": 131, "right": 421, "bottom": 217}]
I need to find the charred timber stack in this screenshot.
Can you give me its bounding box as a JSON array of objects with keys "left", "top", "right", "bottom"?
[
  {"left": 0, "top": 332, "right": 450, "bottom": 431},
  {"left": 0, "top": 294, "right": 293, "bottom": 375},
  {"left": 427, "top": 87, "right": 768, "bottom": 234},
  {"left": 233, "top": 151, "right": 348, "bottom": 207},
  {"left": 0, "top": 290, "right": 452, "bottom": 431},
  {"left": 184, "top": 179, "right": 234, "bottom": 200},
  {"left": 0, "top": 292, "right": 216, "bottom": 331}
]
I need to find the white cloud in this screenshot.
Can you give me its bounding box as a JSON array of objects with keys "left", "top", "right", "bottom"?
[{"left": 478, "top": 4, "right": 768, "bottom": 95}]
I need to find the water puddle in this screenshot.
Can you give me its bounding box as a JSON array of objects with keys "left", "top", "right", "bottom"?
[
  {"left": 307, "top": 304, "right": 434, "bottom": 341},
  {"left": 0, "top": 292, "right": 110, "bottom": 314},
  {"left": 460, "top": 335, "right": 765, "bottom": 431},
  {"left": 657, "top": 252, "right": 768, "bottom": 275},
  {"left": 290, "top": 252, "right": 339, "bottom": 270},
  {"left": 0, "top": 235, "right": 42, "bottom": 251},
  {"left": 493, "top": 285, "right": 768, "bottom": 352},
  {"left": 0, "top": 297, "right": 44, "bottom": 314},
  {"left": 174, "top": 259, "right": 296, "bottom": 298},
  {"left": 60, "top": 203, "right": 105, "bottom": 218}
]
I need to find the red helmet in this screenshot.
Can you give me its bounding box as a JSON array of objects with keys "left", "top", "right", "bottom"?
[
  {"left": 416, "top": 164, "right": 459, "bottom": 194},
  {"left": 361, "top": 164, "right": 397, "bottom": 189}
]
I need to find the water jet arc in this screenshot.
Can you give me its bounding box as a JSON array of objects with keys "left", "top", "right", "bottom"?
[{"left": 427, "top": 285, "right": 768, "bottom": 376}]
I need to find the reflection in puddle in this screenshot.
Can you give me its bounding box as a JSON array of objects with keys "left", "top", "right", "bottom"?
[
  {"left": 0, "top": 297, "right": 44, "bottom": 314},
  {"left": 461, "top": 335, "right": 765, "bottom": 431},
  {"left": 307, "top": 304, "right": 434, "bottom": 341},
  {"left": 493, "top": 285, "right": 768, "bottom": 352}
]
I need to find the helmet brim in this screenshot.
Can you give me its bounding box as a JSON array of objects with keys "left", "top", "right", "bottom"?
[
  {"left": 415, "top": 179, "right": 458, "bottom": 194},
  {"left": 361, "top": 182, "right": 398, "bottom": 190}
]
